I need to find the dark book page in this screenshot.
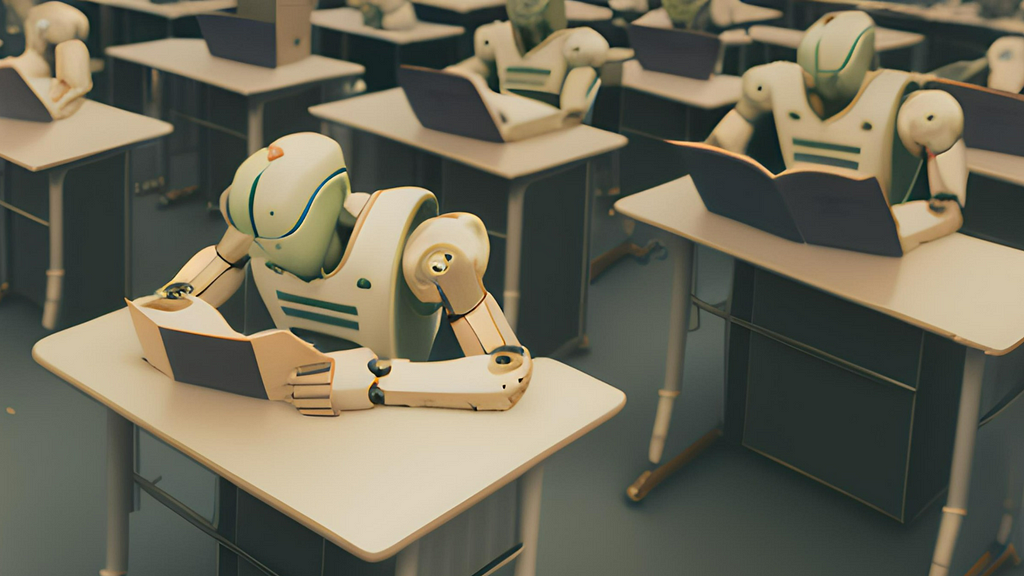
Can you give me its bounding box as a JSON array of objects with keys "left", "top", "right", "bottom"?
[
  {"left": 159, "top": 327, "right": 270, "bottom": 399},
  {"left": 628, "top": 25, "right": 721, "bottom": 80},
  {"left": 677, "top": 143, "right": 804, "bottom": 242},
  {"left": 398, "top": 66, "right": 505, "bottom": 143},
  {"left": 0, "top": 68, "right": 53, "bottom": 122},
  {"left": 776, "top": 171, "right": 903, "bottom": 257},
  {"left": 198, "top": 14, "right": 278, "bottom": 68}
]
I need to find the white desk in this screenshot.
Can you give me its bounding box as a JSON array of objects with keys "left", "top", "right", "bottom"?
[
  {"left": 749, "top": 23, "right": 928, "bottom": 70},
  {"left": 77, "top": 0, "right": 236, "bottom": 56},
  {"left": 622, "top": 59, "right": 743, "bottom": 112},
  {"left": 107, "top": 38, "right": 363, "bottom": 207},
  {"left": 312, "top": 8, "right": 464, "bottom": 91},
  {"left": 967, "top": 147, "right": 1024, "bottom": 188},
  {"left": 614, "top": 175, "right": 1024, "bottom": 576},
  {"left": 33, "top": 308, "right": 625, "bottom": 575},
  {"left": 0, "top": 100, "right": 172, "bottom": 329},
  {"left": 310, "top": 88, "right": 627, "bottom": 353}
]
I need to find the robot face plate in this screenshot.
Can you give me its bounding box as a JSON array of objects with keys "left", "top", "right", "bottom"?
[
  {"left": 662, "top": 0, "right": 710, "bottom": 28},
  {"left": 507, "top": 0, "right": 550, "bottom": 25},
  {"left": 797, "top": 11, "right": 875, "bottom": 103}
]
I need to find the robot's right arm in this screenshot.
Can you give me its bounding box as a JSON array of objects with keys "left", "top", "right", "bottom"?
[
  {"left": 374, "top": 0, "right": 418, "bottom": 30},
  {"left": 705, "top": 64, "right": 775, "bottom": 153},
  {"left": 48, "top": 39, "right": 92, "bottom": 118},
  {"left": 157, "top": 191, "right": 254, "bottom": 307},
  {"left": 448, "top": 22, "right": 499, "bottom": 80},
  {"left": 986, "top": 36, "right": 1024, "bottom": 93}
]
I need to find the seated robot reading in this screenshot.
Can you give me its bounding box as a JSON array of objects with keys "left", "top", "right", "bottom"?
[
  {"left": 706, "top": 11, "right": 969, "bottom": 253},
  {"left": 449, "top": 0, "right": 611, "bottom": 121},
  {"left": 1, "top": 2, "right": 92, "bottom": 118},
  {"left": 154, "top": 132, "right": 532, "bottom": 416}
]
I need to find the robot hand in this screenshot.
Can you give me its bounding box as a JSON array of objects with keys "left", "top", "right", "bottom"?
[
  {"left": 403, "top": 213, "right": 522, "bottom": 356},
  {"left": 286, "top": 345, "right": 532, "bottom": 414},
  {"left": 156, "top": 224, "right": 253, "bottom": 308}
]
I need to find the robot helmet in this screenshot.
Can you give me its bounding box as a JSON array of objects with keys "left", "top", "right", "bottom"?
[
  {"left": 506, "top": 0, "right": 566, "bottom": 32},
  {"left": 796, "top": 11, "right": 876, "bottom": 104},
  {"left": 225, "top": 132, "right": 351, "bottom": 280},
  {"left": 662, "top": 0, "right": 710, "bottom": 29}
]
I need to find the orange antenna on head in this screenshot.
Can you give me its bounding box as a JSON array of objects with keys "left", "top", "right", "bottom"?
[{"left": 268, "top": 145, "right": 285, "bottom": 161}]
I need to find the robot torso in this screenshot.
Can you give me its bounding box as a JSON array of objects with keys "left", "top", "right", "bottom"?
[{"left": 479, "top": 21, "right": 581, "bottom": 105}]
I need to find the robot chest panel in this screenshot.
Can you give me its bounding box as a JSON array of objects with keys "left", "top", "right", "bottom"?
[
  {"left": 773, "top": 73, "right": 908, "bottom": 183},
  {"left": 494, "top": 27, "right": 570, "bottom": 95}
]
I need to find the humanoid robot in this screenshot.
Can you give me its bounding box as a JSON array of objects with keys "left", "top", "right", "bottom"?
[
  {"left": 611, "top": 0, "right": 764, "bottom": 31},
  {"left": 348, "top": 0, "right": 418, "bottom": 30},
  {"left": 450, "top": 0, "right": 611, "bottom": 118},
  {"left": 0, "top": 1, "right": 91, "bottom": 118},
  {"left": 143, "top": 132, "right": 532, "bottom": 416},
  {"left": 705, "top": 11, "right": 968, "bottom": 253}
]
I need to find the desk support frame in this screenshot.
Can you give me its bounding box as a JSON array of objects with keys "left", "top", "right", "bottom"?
[
  {"left": 929, "top": 347, "right": 986, "bottom": 576},
  {"left": 102, "top": 409, "right": 134, "bottom": 576}
]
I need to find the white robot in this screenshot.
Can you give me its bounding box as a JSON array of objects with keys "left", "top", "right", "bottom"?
[
  {"left": 140, "top": 132, "right": 533, "bottom": 416},
  {"left": 450, "top": 0, "right": 611, "bottom": 119},
  {"left": 706, "top": 11, "right": 969, "bottom": 253},
  {"left": 347, "top": 0, "right": 418, "bottom": 30},
  {"left": 1, "top": 1, "right": 91, "bottom": 118}
]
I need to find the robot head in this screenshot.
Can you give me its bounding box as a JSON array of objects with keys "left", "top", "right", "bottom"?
[
  {"left": 796, "top": 11, "right": 875, "bottom": 105},
  {"left": 662, "top": 0, "right": 710, "bottom": 29},
  {"left": 24, "top": 2, "right": 89, "bottom": 58},
  {"left": 224, "top": 132, "right": 351, "bottom": 281},
  {"left": 506, "top": 0, "right": 566, "bottom": 33}
]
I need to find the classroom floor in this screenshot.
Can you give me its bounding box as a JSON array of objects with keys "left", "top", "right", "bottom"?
[{"left": 4, "top": 173, "right": 1024, "bottom": 576}]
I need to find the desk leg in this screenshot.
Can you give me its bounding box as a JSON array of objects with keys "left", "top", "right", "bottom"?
[
  {"left": 141, "top": 68, "right": 162, "bottom": 119},
  {"left": 247, "top": 101, "right": 266, "bottom": 156},
  {"left": 649, "top": 234, "right": 694, "bottom": 464},
  {"left": 395, "top": 540, "right": 420, "bottom": 576},
  {"left": 514, "top": 466, "right": 544, "bottom": 576},
  {"left": 929, "top": 347, "right": 986, "bottom": 576},
  {"left": 101, "top": 410, "right": 133, "bottom": 576},
  {"left": 42, "top": 168, "right": 67, "bottom": 330},
  {"left": 503, "top": 181, "right": 528, "bottom": 332}
]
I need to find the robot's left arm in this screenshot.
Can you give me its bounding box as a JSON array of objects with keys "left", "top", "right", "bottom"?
[
  {"left": 894, "top": 89, "right": 968, "bottom": 251},
  {"left": 560, "top": 28, "right": 610, "bottom": 118},
  {"left": 48, "top": 39, "right": 92, "bottom": 118}
]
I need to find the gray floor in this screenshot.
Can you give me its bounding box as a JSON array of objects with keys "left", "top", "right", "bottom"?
[{"left": 5, "top": 175, "right": 1024, "bottom": 576}]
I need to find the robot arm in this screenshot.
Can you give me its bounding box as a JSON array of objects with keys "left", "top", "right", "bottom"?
[
  {"left": 986, "top": 36, "right": 1024, "bottom": 93},
  {"left": 448, "top": 22, "right": 499, "bottom": 80},
  {"left": 156, "top": 190, "right": 254, "bottom": 307},
  {"left": 375, "top": 0, "right": 418, "bottom": 30},
  {"left": 894, "top": 89, "right": 968, "bottom": 252},
  {"left": 705, "top": 64, "right": 775, "bottom": 153},
  {"left": 403, "top": 213, "right": 521, "bottom": 355},
  {"left": 560, "top": 28, "right": 610, "bottom": 118},
  {"left": 47, "top": 39, "right": 92, "bottom": 118}
]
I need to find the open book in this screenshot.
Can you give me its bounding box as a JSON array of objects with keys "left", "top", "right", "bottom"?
[
  {"left": 627, "top": 24, "right": 722, "bottom": 80},
  {"left": 674, "top": 142, "right": 955, "bottom": 257},
  {"left": 398, "top": 65, "right": 567, "bottom": 143},
  {"left": 0, "top": 68, "right": 81, "bottom": 122}
]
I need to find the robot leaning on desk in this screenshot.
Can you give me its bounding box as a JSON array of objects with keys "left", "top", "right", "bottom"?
[
  {"left": 131, "top": 132, "right": 533, "bottom": 416},
  {"left": 0, "top": 1, "right": 92, "bottom": 118},
  {"left": 449, "top": 0, "right": 613, "bottom": 119},
  {"left": 706, "top": 10, "right": 969, "bottom": 252}
]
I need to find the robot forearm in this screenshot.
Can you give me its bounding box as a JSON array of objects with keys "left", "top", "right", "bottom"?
[
  {"left": 897, "top": 89, "right": 968, "bottom": 206},
  {"left": 705, "top": 109, "right": 756, "bottom": 153},
  {"left": 158, "top": 227, "right": 253, "bottom": 307},
  {"left": 48, "top": 40, "right": 92, "bottom": 118},
  {"left": 926, "top": 139, "right": 968, "bottom": 207},
  {"left": 560, "top": 66, "right": 600, "bottom": 118}
]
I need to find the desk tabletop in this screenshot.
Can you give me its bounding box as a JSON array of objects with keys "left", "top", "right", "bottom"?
[
  {"left": 615, "top": 176, "right": 1024, "bottom": 355},
  {"left": 412, "top": 0, "right": 503, "bottom": 14},
  {"left": 854, "top": 0, "right": 1024, "bottom": 35},
  {"left": 311, "top": 8, "right": 465, "bottom": 44},
  {"left": 310, "top": 87, "right": 627, "bottom": 180},
  {"left": 75, "top": 0, "right": 236, "bottom": 19},
  {"left": 33, "top": 309, "right": 625, "bottom": 561},
  {"left": 748, "top": 24, "right": 925, "bottom": 51},
  {"left": 967, "top": 147, "right": 1024, "bottom": 187},
  {"left": 0, "top": 100, "right": 172, "bottom": 172},
  {"left": 106, "top": 39, "right": 364, "bottom": 97},
  {"left": 622, "top": 59, "right": 742, "bottom": 109}
]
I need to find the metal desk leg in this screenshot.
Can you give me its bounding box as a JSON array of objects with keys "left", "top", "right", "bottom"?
[
  {"left": 42, "top": 168, "right": 68, "bottom": 330},
  {"left": 395, "top": 540, "right": 420, "bottom": 576},
  {"left": 503, "top": 181, "right": 528, "bottom": 331},
  {"left": 247, "top": 100, "right": 266, "bottom": 156},
  {"left": 101, "top": 410, "right": 133, "bottom": 576},
  {"left": 929, "top": 347, "right": 986, "bottom": 576},
  {"left": 513, "top": 466, "right": 544, "bottom": 576},
  {"left": 649, "top": 234, "right": 694, "bottom": 464},
  {"left": 141, "top": 68, "right": 162, "bottom": 119}
]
